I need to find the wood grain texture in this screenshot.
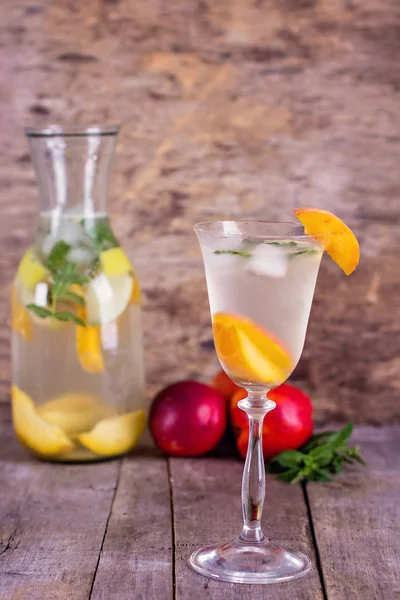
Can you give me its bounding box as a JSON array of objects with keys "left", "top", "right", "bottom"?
[
  {"left": 170, "top": 457, "right": 323, "bottom": 600},
  {"left": 307, "top": 425, "right": 400, "bottom": 600},
  {"left": 90, "top": 454, "right": 172, "bottom": 600},
  {"left": 0, "top": 0, "right": 399, "bottom": 423},
  {"left": 0, "top": 405, "right": 120, "bottom": 600}
]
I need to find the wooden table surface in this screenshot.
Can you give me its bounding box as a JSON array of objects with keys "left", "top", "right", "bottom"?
[{"left": 0, "top": 404, "right": 398, "bottom": 600}]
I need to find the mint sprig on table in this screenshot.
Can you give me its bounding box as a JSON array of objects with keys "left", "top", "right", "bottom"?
[
  {"left": 27, "top": 240, "right": 88, "bottom": 327},
  {"left": 267, "top": 423, "right": 366, "bottom": 483}
]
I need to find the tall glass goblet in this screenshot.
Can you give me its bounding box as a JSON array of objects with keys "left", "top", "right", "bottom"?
[{"left": 191, "top": 220, "right": 325, "bottom": 584}]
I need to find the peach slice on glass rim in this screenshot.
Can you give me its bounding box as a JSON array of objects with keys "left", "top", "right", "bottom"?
[{"left": 294, "top": 207, "right": 360, "bottom": 275}]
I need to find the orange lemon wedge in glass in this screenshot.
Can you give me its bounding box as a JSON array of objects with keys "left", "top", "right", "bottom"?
[
  {"left": 294, "top": 208, "right": 360, "bottom": 275},
  {"left": 212, "top": 313, "right": 293, "bottom": 385}
]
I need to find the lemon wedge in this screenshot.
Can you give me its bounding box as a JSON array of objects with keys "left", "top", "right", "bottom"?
[
  {"left": 129, "top": 268, "right": 141, "bottom": 306},
  {"left": 17, "top": 249, "right": 48, "bottom": 289},
  {"left": 85, "top": 273, "right": 133, "bottom": 325},
  {"left": 11, "top": 385, "right": 74, "bottom": 457},
  {"left": 11, "top": 284, "right": 32, "bottom": 341},
  {"left": 78, "top": 410, "right": 146, "bottom": 456},
  {"left": 100, "top": 247, "right": 132, "bottom": 277},
  {"left": 37, "top": 393, "right": 111, "bottom": 436},
  {"left": 76, "top": 306, "right": 105, "bottom": 373}
]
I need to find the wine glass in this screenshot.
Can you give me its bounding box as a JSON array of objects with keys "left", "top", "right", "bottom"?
[{"left": 191, "top": 220, "right": 324, "bottom": 584}]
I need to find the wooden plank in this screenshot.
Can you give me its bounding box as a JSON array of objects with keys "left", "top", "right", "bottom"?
[
  {"left": 90, "top": 454, "right": 172, "bottom": 600},
  {"left": 170, "top": 457, "right": 323, "bottom": 600},
  {"left": 0, "top": 404, "right": 120, "bottom": 600},
  {"left": 307, "top": 425, "right": 400, "bottom": 600}
]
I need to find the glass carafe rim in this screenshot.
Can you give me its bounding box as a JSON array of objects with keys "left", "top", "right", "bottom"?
[{"left": 25, "top": 125, "right": 119, "bottom": 138}]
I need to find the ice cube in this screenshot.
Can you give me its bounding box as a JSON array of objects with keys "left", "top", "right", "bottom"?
[
  {"left": 67, "top": 246, "right": 95, "bottom": 268},
  {"left": 34, "top": 282, "right": 49, "bottom": 307},
  {"left": 101, "top": 322, "right": 119, "bottom": 351},
  {"left": 246, "top": 244, "right": 288, "bottom": 278},
  {"left": 205, "top": 237, "right": 248, "bottom": 271},
  {"left": 222, "top": 221, "right": 242, "bottom": 236},
  {"left": 42, "top": 219, "right": 87, "bottom": 257},
  {"left": 57, "top": 220, "right": 85, "bottom": 246},
  {"left": 210, "top": 236, "right": 244, "bottom": 252},
  {"left": 41, "top": 233, "right": 57, "bottom": 256}
]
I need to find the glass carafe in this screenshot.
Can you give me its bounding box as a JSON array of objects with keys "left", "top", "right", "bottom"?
[{"left": 11, "top": 125, "right": 146, "bottom": 462}]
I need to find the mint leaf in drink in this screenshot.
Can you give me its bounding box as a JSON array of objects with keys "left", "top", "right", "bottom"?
[
  {"left": 56, "top": 290, "right": 85, "bottom": 306},
  {"left": 52, "top": 312, "right": 86, "bottom": 326},
  {"left": 267, "top": 241, "right": 297, "bottom": 247},
  {"left": 26, "top": 305, "right": 53, "bottom": 319},
  {"left": 45, "top": 240, "right": 71, "bottom": 272},
  {"left": 214, "top": 250, "right": 252, "bottom": 257},
  {"left": 48, "top": 262, "right": 88, "bottom": 325},
  {"left": 267, "top": 423, "right": 366, "bottom": 483},
  {"left": 27, "top": 249, "right": 89, "bottom": 326},
  {"left": 290, "top": 249, "right": 320, "bottom": 257},
  {"left": 26, "top": 304, "right": 85, "bottom": 326},
  {"left": 84, "top": 220, "right": 119, "bottom": 251}
]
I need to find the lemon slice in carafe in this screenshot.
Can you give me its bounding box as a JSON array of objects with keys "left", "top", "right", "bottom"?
[
  {"left": 78, "top": 410, "right": 146, "bottom": 456},
  {"left": 85, "top": 273, "right": 133, "bottom": 326},
  {"left": 12, "top": 386, "right": 74, "bottom": 457},
  {"left": 37, "top": 393, "right": 111, "bottom": 436},
  {"left": 85, "top": 247, "right": 135, "bottom": 326}
]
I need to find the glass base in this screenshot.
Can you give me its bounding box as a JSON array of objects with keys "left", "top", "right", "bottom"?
[{"left": 189, "top": 536, "right": 311, "bottom": 584}]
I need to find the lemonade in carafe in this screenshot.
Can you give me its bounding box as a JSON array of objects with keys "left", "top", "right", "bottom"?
[{"left": 11, "top": 126, "right": 146, "bottom": 461}]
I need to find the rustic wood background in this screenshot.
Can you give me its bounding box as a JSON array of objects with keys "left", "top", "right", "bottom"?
[{"left": 1, "top": 0, "right": 399, "bottom": 422}]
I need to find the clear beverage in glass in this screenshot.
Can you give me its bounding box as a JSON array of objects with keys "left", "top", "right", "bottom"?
[{"left": 191, "top": 220, "right": 324, "bottom": 583}]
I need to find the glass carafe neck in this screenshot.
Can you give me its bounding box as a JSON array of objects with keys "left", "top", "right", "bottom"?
[{"left": 26, "top": 125, "right": 119, "bottom": 218}]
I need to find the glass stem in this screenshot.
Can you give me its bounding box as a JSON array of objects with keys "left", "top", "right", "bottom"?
[{"left": 238, "top": 394, "right": 276, "bottom": 544}]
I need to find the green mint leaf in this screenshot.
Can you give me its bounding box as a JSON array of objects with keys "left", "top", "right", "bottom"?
[
  {"left": 300, "top": 431, "right": 331, "bottom": 452},
  {"left": 267, "top": 241, "right": 297, "bottom": 247},
  {"left": 310, "top": 469, "right": 332, "bottom": 483},
  {"left": 271, "top": 450, "right": 305, "bottom": 468},
  {"left": 290, "top": 250, "right": 320, "bottom": 257},
  {"left": 70, "top": 271, "right": 89, "bottom": 285},
  {"left": 214, "top": 250, "right": 252, "bottom": 257},
  {"left": 45, "top": 241, "right": 71, "bottom": 272},
  {"left": 309, "top": 446, "right": 334, "bottom": 466},
  {"left": 331, "top": 461, "right": 343, "bottom": 474},
  {"left": 266, "top": 462, "right": 287, "bottom": 475},
  {"left": 52, "top": 312, "right": 86, "bottom": 326},
  {"left": 57, "top": 291, "right": 85, "bottom": 306},
  {"left": 52, "top": 262, "right": 88, "bottom": 298},
  {"left": 85, "top": 221, "right": 119, "bottom": 251},
  {"left": 267, "top": 423, "right": 365, "bottom": 484},
  {"left": 276, "top": 468, "right": 302, "bottom": 483},
  {"left": 327, "top": 423, "right": 353, "bottom": 450},
  {"left": 350, "top": 447, "right": 367, "bottom": 465},
  {"left": 26, "top": 304, "right": 53, "bottom": 319}
]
